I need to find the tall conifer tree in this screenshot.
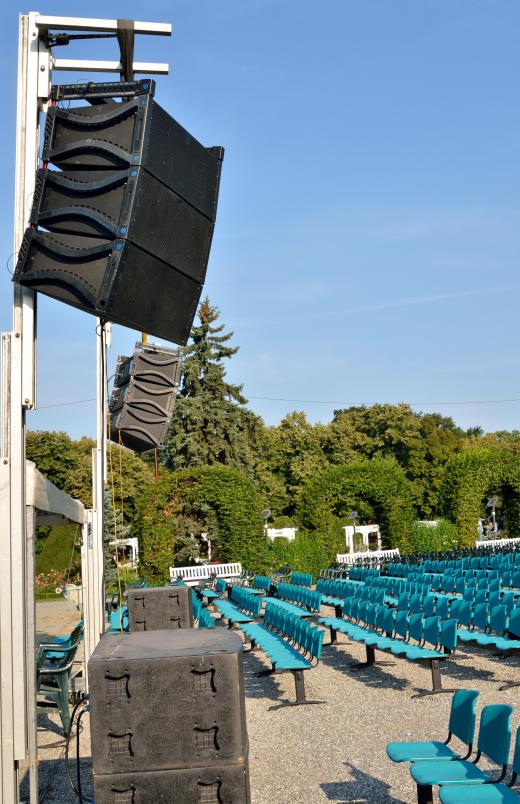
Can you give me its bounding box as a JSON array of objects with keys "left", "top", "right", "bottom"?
[{"left": 164, "top": 298, "right": 260, "bottom": 473}]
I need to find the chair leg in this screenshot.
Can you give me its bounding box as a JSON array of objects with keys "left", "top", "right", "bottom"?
[
  {"left": 351, "top": 644, "right": 375, "bottom": 670},
  {"left": 412, "top": 659, "right": 459, "bottom": 698},
  {"left": 268, "top": 669, "right": 326, "bottom": 710},
  {"left": 329, "top": 626, "right": 338, "bottom": 645},
  {"left": 417, "top": 784, "right": 434, "bottom": 804}
]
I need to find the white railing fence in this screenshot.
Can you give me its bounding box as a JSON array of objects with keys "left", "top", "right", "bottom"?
[
  {"left": 475, "top": 537, "right": 520, "bottom": 549},
  {"left": 169, "top": 562, "right": 243, "bottom": 585},
  {"left": 335, "top": 549, "right": 401, "bottom": 565}
]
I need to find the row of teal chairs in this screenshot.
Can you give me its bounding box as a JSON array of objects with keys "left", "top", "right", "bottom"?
[
  {"left": 275, "top": 582, "right": 322, "bottom": 613},
  {"left": 290, "top": 571, "right": 313, "bottom": 587},
  {"left": 230, "top": 585, "right": 263, "bottom": 617},
  {"left": 320, "top": 598, "right": 458, "bottom": 695},
  {"left": 240, "top": 602, "right": 324, "bottom": 705}
]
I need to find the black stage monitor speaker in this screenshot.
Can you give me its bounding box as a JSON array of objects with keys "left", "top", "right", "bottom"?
[
  {"left": 109, "top": 341, "right": 181, "bottom": 452},
  {"left": 127, "top": 586, "right": 193, "bottom": 631},
  {"left": 88, "top": 629, "right": 250, "bottom": 802},
  {"left": 13, "top": 88, "right": 224, "bottom": 345}
]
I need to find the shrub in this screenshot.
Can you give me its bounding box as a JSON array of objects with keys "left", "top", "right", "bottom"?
[
  {"left": 267, "top": 531, "right": 328, "bottom": 580},
  {"left": 407, "top": 519, "right": 459, "bottom": 554},
  {"left": 297, "top": 458, "right": 415, "bottom": 559},
  {"left": 138, "top": 465, "right": 269, "bottom": 582}
]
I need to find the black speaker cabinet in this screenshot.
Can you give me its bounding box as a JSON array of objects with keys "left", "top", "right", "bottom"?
[
  {"left": 109, "top": 342, "right": 181, "bottom": 452},
  {"left": 127, "top": 586, "right": 193, "bottom": 631},
  {"left": 93, "top": 762, "right": 251, "bottom": 804},
  {"left": 88, "top": 630, "right": 249, "bottom": 775},
  {"left": 13, "top": 91, "right": 224, "bottom": 345}
]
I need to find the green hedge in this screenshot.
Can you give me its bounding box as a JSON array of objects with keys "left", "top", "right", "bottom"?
[
  {"left": 407, "top": 519, "right": 459, "bottom": 553},
  {"left": 138, "top": 465, "right": 269, "bottom": 582},
  {"left": 267, "top": 532, "right": 328, "bottom": 580},
  {"left": 442, "top": 448, "right": 520, "bottom": 546},
  {"left": 297, "top": 458, "right": 415, "bottom": 558}
]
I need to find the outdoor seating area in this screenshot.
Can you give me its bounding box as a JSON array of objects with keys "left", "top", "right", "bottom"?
[{"left": 28, "top": 553, "right": 520, "bottom": 802}]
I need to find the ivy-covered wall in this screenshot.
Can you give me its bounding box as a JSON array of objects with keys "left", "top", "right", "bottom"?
[{"left": 297, "top": 458, "right": 415, "bottom": 557}]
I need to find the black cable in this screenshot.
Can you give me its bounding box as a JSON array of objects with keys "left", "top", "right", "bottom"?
[
  {"left": 76, "top": 707, "right": 88, "bottom": 800},
  {"left": 64, "top": 698, "right": 91, "bottom": 801}
]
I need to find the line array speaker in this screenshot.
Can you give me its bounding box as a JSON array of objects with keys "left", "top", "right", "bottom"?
[
  {"left": 13, "top": 85, "right": 224, "bottom": 345},
  {"left": 109, "top": 341, "right": 181, "bottom": 452}
]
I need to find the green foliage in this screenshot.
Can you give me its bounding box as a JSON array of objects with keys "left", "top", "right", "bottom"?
[
  {"left": 35, "top": 524, "right": 81, "bottom": 577},
  {"left": 297, "top": 458, "right": 415, "bottom": 558},
  {"left": 259, "top": 412, "right": 329, "bottom": 517},
  {"left": 138, "top": 465, "right": 269, "bottom": 582},
  {"left": 407, "top": 519, "right": 459, "bottom": 553},
  {"left": 442, "top": 448, "right": 520, "bottom": 545},
  {"left": 27, "top": 429, "right": 153, "bottom": 521},
  {"left": 323, "top": 405, "right": 465, "bottom": 518},
  {"left": 267, "top": 532, "right": 327, "bottom": 580},
  {"left": 258, "top": 404, "right": 465, "bottom": 520},
  {"left": 164, "top": 298, "right": 262, "bottom": 475},
  {"left": 27, "top": 431, "right": 81, "bottom": 491}
]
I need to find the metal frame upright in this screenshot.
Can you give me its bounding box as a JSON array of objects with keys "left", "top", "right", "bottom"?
[{"left": 0, "top": 13, "right": 171, "bottom": 802}]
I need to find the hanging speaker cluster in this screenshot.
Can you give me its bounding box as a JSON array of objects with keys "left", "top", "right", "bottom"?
[
  {"left": 13, "top": 80, "right": 224, "bottom": 345},
  {"left": 109, "top": 341, "right": 181, "bottom": 452}
]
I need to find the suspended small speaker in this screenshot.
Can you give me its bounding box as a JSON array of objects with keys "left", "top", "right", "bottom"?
[{"left": 109, "top": 341, "right": 182, "bottom": 452}]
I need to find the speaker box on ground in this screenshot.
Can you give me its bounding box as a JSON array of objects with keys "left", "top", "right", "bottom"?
[
  {"left": 88, "top": 630, "right": 249, "bottom": 775},
  {"left": 92, "top": 761, "right": 251, "bottom": 804},
  {"left": 127, "top": 586, "right": 193, "bottom": 631}
]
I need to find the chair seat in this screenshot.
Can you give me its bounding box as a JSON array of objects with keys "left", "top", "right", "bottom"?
[
  {"left": 457, "top": 630, "right": 479, "bottom": 642},
  {"left": 439, "top": 783, "right": 520, "bottom": 804},
  {"left": 494, "top": 639, "right": 520, "bottom": 651},
  {"left": 411, "top": 759, "right": 493, "bottom": 786},
  {"left": 387, "top": 741, "right": 460, "bottom": 763},
  {"left": 404, "top": 648, "right": 445, "bottom": 661}
]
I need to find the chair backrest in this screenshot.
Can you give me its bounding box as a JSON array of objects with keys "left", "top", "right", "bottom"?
[
  {"left": 394, "top": 610, "right": 409, "bottom": 640},
  {"left": 448, "top": 689, "right": 480, "bottom": 746},
  {"left": 457, "top": 600, "right": 472, "bottom": 628},
  {"left": 439, "top": 618, "right": 458, "bottom": 651},
  {"left": 477, "top": 704, "right": 514, "bottom": 767},
  {"left": 422, "top": 616, "right": 440, "bottom": 647},
  {"left": 475, "top": 589, "right": 488, "bottom": 605},
  {"left": 473, "top": 603, "right": 489, "bottom": 631},
  {"left": 508, "top": 607, "right": 520, "bottom": 639},
  {"left": 408, "top": 613, "right": 424, "bottom": 643},
  {"left": 397, "top": 594, "right": 410, "bottom": 612},
  {"left": 435, "top": 597, "right": 449, "bottom": 620},
  {"left": 423, "top": 595, "right": 435, "bottom": 617},
  {"left": 501, "top": 592, "right": 516, "bottom": 615},
  {"left": 383, "top": 606, "right": 396, "bottom": 634},
  {"left": 489, "top": 605, "right": 507, "bottom": 635},
  {"left": 409, "top": 594, "right": 422, "bottom": 614},
  {"left": 216, "top": 578, "right": 227, "bottom": 594}
]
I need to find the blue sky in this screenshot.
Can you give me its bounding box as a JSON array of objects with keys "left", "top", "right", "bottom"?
[{"left": 1, "top": 1, "right": 520, "bottom": 439}]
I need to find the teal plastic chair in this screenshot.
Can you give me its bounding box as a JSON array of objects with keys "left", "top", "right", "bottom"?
[
  {"left": 439, "top": 725, "right": 520, "bottom": 803},
  {"left": 387, "top": 690, "right": 479, "bottom": 764},
  {"left": 410, "top": 704, "right": 514, "bottom": 803}
]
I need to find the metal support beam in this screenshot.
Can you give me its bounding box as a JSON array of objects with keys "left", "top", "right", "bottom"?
[{"left": 0, "top": 12, "right": 172, "bottom": 801}]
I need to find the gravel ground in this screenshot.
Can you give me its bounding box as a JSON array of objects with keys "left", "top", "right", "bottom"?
[{"left": 20, "top": 600, "right": 520, "bottom": 803}]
